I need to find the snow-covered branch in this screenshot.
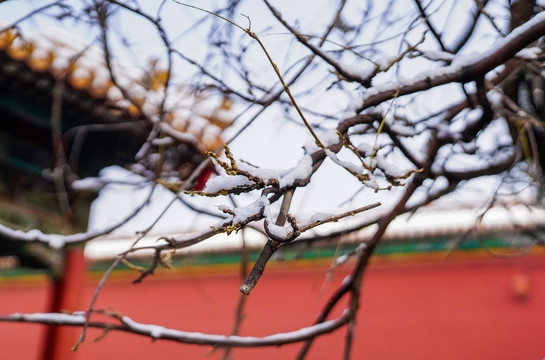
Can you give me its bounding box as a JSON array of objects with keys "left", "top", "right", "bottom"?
[
  {"left": 356, "top": 11, "right": 545, "bottom": 112},
  {"left": 0, "top": 310, "right": 349, "bottom": 347},
  {"left": 0, "top": 187, "right": 153, "bottom": 249}
]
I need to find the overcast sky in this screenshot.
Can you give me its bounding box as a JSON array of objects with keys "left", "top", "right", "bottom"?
[{"left": 1, "top": 0, "right": 530, "bottom": 242}]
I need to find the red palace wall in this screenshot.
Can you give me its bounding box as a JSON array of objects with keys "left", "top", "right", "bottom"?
[{"left": 0, "top": 253, "right": 544, "bottom": 359}]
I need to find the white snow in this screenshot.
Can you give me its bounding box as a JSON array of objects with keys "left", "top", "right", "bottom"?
[
  {"left": 335, "top": 242, "right": 368, "bottom": 266},
  {"left": 341, "top": 274, "right": 353, "bottom": 286},
  {"left": 419, "top": 50, "right": 455, "bottom": 62},
  {"left": 232, "top": 196, "right": 269, "bottom": 224},
  {"left": 375, "top": 154, "right": 408, "bottom": 178},
  {"left": 151, "top": 137, "right": 175, "bottom": 146},
  {"left": 229, "top": 154, "right": 314, "bottom": 189},
  {"left": 117, "top": 310, "right": 348, "bottom": 345},
  {"left": 374, "top": 54, "right": 399, "bottom": 70},
  {"left": 515, "top": 47, "right": 542, "bottom": 59},
  {"left": 341, "top": 62, "right": 376, "bottom": 80},
  {"left": 304, "top": 129, "right": 341, "bottom": 152},
  {"left": 279, "top": 154, "right": 313, "bottom": 188},
  {"left": 357, "top": 12, "right": 545, "bottom": 110},
  {"left": 390, "top": 123, "right": 416, "bottom": 137},
  {"left": 237, "top": 162, "right": 282, "bottom": 181},
  {"left": 335, "top": 253, "right": 349, "bottom": 266},
  {"left": 71, "top": 177, "right": 106, "bottom": 192},
  {"left": 356, "top": 143, "right": 374, "bottom": 155},
  {"left": 265, "top": 220, "right": 293, "bottom": 239},
  {"left": 0, "top": 226, "right": 66, "bottom": 249},
  {"left": 321, "top": 129, "right": 342, "bottom": 147},
  {"left": 202, "top": 175, "right": 255, "bottom": 193},
  {"left": 9, "top": 312, "right": 86, "bottom": 324},
  {"left": 325, "top": 149, "right": 364, "bottom": 175},
  {"left": 487, "top": 89, "right": 504, "bottom": 107},
  {"left": 309, "top": 212, "right": 333, "bottom": 223}
]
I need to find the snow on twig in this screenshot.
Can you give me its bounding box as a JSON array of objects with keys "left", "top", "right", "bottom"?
[
  {"left": 0, "top": 221, "right": 125, "bottom": 249},
  {"left": 0, "top": 187, "right": 155, "bottom": 249}
]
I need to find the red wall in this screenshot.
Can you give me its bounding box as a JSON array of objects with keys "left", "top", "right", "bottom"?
[{"left": 1, "top": 254, "right": 544, "bottom": 359}]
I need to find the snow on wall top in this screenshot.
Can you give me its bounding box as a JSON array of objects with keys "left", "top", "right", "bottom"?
[{"left": 84, "top": 203, "right": 545, "bottom": 260}]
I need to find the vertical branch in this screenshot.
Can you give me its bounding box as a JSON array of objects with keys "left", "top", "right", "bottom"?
[
  {"left": 240, "top": 189, "right": 294, "bottom": 295},
  {"left": 50, "top": 77, "right": 72, "bottom": 216},
  {"left": 239, "top": 240, "right": 279, "bottom": 295}
]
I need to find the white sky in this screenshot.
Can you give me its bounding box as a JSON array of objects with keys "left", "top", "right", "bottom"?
[{"left": 1, "top": 0, "right": 536, "bottom": 243}]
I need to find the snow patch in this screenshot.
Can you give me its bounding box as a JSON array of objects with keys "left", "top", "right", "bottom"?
[
  {"left": 309, "top": 212, "right": 333, "bottom": 223},
  {"left": 202, "top": 175, "right": 254, "bottom": 193}
]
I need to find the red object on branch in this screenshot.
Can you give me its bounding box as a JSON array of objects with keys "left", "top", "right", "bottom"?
[{"left": 194, "top": 167, "right": 214, "bottom": 191}]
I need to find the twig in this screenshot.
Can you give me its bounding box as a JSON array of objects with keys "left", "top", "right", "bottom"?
[{"left": 50, "top": 76, "right": 72, "bottom": 216}]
